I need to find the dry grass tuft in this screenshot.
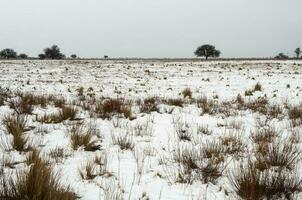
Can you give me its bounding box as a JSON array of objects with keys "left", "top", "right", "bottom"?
[
  {"left": 229, "top": 161, "right": 302, "bottom": 200},
  {"left": 70, "top": 125, "right": 100, "bottom": 151},
  {"left": 139, "top": 97, "right": 159, "bottom": 113},
  {"left": 37, "top": 106, "right": 78, "bottom": 124},
  {"left": 181, "top": 88, "right": 192, "bottom": 99},
  {"left": 79, "top": 160, "right": 97, "bottom": 180},
  {"left": 288, "top": 105, "right": 302, "bottom": 126},
  {"left": 3, "top": 115, "right": 28, "bottom": 151},
  {"left": 165, "top": 98, "right": 184, "bottom": 107},
  {"left": 0, "top": 154, "right": 77, "bottom": 200},
  {"left": 96, "top": 98, "right": 132, "bottom": 119},
  {"left": 254, "top": 82, "right": 262, "bottom": 91},
  {"left": 111, "top": 132, "right": 134, "bottom": 150},
  {"left": 255, "top": 138, "right": 300, "bottom": 171}
]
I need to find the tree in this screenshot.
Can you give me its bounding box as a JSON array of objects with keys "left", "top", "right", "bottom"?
[
  {"left": 70, "top": 54, "right": 77, "bottom": 59},
  {"left": 0, "top": 48, "right": 18, "bottom": 59},
  {"left": 295, "top": 48, "right": 300, "bottom": 58},
  {"left": 18, "top": 53, "right": 28, "bottom": 59},
  {"left": 104, "top": 55, "right": 109, "bottom": 59},
  {"left": 194, "top": 44, "right": 220, "bottom": 60},
  {"left": 38, "top": 54, "right": 46, "bottom": 59},
  {"left": 40, "top": 45, "right": 65, "bottom": 59},
  {"left": 275, "top": 53, "right": 289, "bottom": 59}
]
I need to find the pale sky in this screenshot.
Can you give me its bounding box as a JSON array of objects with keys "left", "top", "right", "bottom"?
[{"left": 0, "top": 0, "right": 301, "bottom": 58}]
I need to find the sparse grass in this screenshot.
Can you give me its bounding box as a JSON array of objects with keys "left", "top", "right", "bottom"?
[
  {"left": 165, "top": 98, "right": 184, "bottom": 107},
  {"left": 172, "top": 143, "right": 223, "bottom": 184},
  {"left": 254, "top": 82, "right": 262, "bottom": 91},
  {"left": 79, "top": 160, "right": 97, "bottom": 180},
  {"left": 139, "top": 97, "right": 159, "bottom": 113},
  {"left": 0, "top": 154, "right": 77, "bottom": 200},
  {"left": 221, "top": 133, "right": 245, "bottom": 155},
  {"left": 199, "top": 161, "right": 223, "bottom": 184},
  {"left": 96, "top": 98, "right": 132, "bottom": 119},
  {"left": 181, "top": 88, "right": 192, "bottom": 99},
  {"left": 288, "top": 105, "right": 302, "bottom": 126},
  {"left": 196, "top": 96, "right": 221, "bottom": 115},
  {"left": 244, "top": 97, "right": 268, "bottom": 114},
  {"left": 111, "top": 132, "right": 134, "bottom": 150},
  {"left": 49, "top": 147, "right": 66, "bottom": 163},
  {"left": 255, "top": 138, "right": 300, "bottom": 170},
  {"left": 37, "top": 106, "right": 78, "bottom": 123},
  {"left": 229, "top": 161, "right": 302, "bottom": 200},
  {"left": 174, "top": 121, "right": 192, "bottom": 141},
  {"left": 60, "top": 106, "right": 78, "bottom": 121},
  {"left": 202, "top": 140, "right": 225, "bottom": 164},
  {"left": 3, "top": 115, "right": 28, "bottom": 151},
  {"left": 197, "top": 125, "right": 213, "bottom": 135},
  {"left": 131, "top": 119, "right": 154, "bottom": 137},
  {"left": 70, "top": 125, "right": 100, "bottom": 151}
]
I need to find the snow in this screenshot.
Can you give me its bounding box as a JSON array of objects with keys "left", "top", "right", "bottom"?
[{"left": 0, "top": 59, "right": 301, "bottom": 199}]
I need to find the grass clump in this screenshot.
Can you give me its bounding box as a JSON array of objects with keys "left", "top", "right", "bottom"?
[
  {"left": 229, "top": 161, "right": 301, "bottom": 200},
  {"left": 139, "top": 97, "right": 159, "bottom": 113},
  {"left": 181, "top": 88, "right": 192, "bottom": 99},
  {"left": 70, "top": 125, "right": 100, "bottom": 152},
  {"left": 96, "top": 98, "right": 132, "bottom": 119},
  {"left": 0, "top": 154, "right": 77, "bottom": 200},
  {"left": 3, "top": 115, "right": 28, "bottom": 151}
]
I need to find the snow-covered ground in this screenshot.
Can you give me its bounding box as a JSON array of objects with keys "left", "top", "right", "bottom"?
[{"left": 0, "top": 60, "right": 301, "bottom": 200}]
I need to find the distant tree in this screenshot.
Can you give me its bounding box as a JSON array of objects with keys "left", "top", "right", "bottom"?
[
  {"left": 38, "top": 54, "right": 46, "bottom": 59},
  {"left": 70, "top": 54, "right": 77, "bottom": 59},
  {"left": 18, "top": 53, "right": 28, "bottom": 59},
  {"left": 295, "top": 48, "right": 301, "bottom": 58},
  {"left": 275, "top": 53, "right": 289, "bottom": 59},
  {"left": 0, "top": 48, "right": 18, "bottom": 59},
  {"left": 41, "top": 45, "right": 65, "bottom": 59},
  {"left": 194, "top": 44, "right": 220, "bottom": 60},
  {"left": 104, "top": 55, "right": 108, "bottom": 59}
]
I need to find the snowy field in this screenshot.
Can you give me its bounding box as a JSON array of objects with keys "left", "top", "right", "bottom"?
[{"left": 0, "top": 59, "right": 302, "bottom": 200}]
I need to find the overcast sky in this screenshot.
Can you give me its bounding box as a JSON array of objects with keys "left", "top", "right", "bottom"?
[{"left": 0, "top": 0, "right": 301, "bottom": 58}]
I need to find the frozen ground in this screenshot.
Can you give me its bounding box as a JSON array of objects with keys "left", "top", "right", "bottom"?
[{"left": 0, "top": 59, "right": 301, "bottom": 200}]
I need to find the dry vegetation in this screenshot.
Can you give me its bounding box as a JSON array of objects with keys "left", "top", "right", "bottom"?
[{"left": 0, "top": 60, "right": 301, "bottom": 199}]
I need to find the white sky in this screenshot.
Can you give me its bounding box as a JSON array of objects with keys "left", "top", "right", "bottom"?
[{"left": 0, "top": 0, "right": 301, "bottom": 58}]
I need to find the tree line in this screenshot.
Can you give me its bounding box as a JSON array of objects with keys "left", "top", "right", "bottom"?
[
  {"left": 0, "top": 45, "right": 76, "bottom": 59},
  {"left": 0, "top": 44, "right": 301, "bottom": 60}
]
